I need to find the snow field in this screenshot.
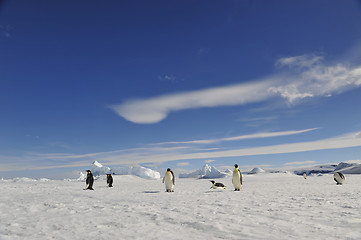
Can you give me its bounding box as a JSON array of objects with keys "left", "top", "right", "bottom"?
[{"left": 1, "top": 174, "right": 361, "bottom": 239}]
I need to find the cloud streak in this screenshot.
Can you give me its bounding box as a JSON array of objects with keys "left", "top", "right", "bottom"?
[
  {"left": 110, "top": 80, "right": 276, "bottom": 124},
  {"left": 153, "top": 128, "right": 318, "bottom": 145},
  {"left": 2, "top": 131, "right": 361, "bottom": 172},
  {"left": 284, "top": 161, "right": 316, "bottom": 166},
  {"left": 110, "top": 54, "right": 361, "bottom": 124}
]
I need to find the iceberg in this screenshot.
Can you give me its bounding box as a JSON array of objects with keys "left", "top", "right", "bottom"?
[{"left": 90, "top": 161, "right": 161, "bottom": 179}]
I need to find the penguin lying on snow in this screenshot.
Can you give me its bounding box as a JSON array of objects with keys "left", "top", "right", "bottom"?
[
  {"left": 163, "top": 168, "right": 175, "bottom": 192},
  {"left": 210, "top": 180, "right": 226, "bottom": 189},
  {"left": 334, "top": 172, "right": 345, "bottom": 185}
]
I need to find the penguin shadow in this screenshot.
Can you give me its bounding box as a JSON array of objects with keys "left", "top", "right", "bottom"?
[
  {"left": 205, "top": 189, "right": 227, "bottom": 193},
  {"left": 142, "top": 190, "right": 161, "bottom": 194},
  {"left": 86, "top": 185, "right": 113, "bottom": 190},
  {"left": 206, "top": 188, "right": 243, "bottom": 193}
]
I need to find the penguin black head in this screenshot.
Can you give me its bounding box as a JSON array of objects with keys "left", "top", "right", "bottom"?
[
  {"left": 86, "top": 170, "right": 91, "bottom": 173},
  {"left": 210, "top": 180, "right": 215, "bottom": 184},
  {"left": 234, "top": 164, "right": 238, "bottom": 168},
  {"left": 167, "top": 168, "right": 171, "bottom": 172}
]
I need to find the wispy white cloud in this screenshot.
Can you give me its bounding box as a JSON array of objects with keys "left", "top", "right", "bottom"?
[
  {"left": 158, "top": 74, "right": 177, "bottom": 82},
  {"left": 177, "top": 162, "right": 191, "bottom": 166},
  {"left": 197, "top": 47, "right": 210, "bottom": 56},
  {"left": 204, "top": 159, "right": 215, "bottom": 163},
  {"left": 284, "top": 160, "right": 316, "bottom": 166},
  {"left": 153, "top": 128, "right": 318, "bottom": 145},
  {"left": 0, "top": 24, "right": 12, "bottom": 39},
  {"left": 222, "top": 164, "right": 272, "bottom": 171},
  {"left": 110, "top": 54, "right": 361, "bottom": 124},
  {"left": 109, "top": 80, "right": 277, "bottom": 124},
  {"left": 239, "top": 116, "right": 278, "bottom": 123},
  {"left": 2, "top": 131, "right": 361, "bottom": 172},
  {"left": 270, "top": 55, "right": 361, "bottom": 104},
  {"left": 275, "top": 54, "right": 323, "bottom": 69}
]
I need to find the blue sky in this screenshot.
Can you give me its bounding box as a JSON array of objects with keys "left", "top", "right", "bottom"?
[{"left": 1, "top": 1, "right": 361, "bottom": 179}]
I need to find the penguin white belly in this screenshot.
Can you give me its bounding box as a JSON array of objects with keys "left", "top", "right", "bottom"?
[
  {"left": 164, "top": 172, "right": 174, "bottom": 191},
  {"left": 232, "top": 171, "right": 242, "bottom": 190},
  {"left": 334, "top": 172, "right": 345, "bottom": 185}
]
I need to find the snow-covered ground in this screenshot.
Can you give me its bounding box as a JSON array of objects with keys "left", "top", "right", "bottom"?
[{"left": 1, "top": 173, "right": 361, "bottom": 240}]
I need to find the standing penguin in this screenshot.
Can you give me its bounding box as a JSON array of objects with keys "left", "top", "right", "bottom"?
[
  {"left": 162, "top": 168, "right": 175, "bottom": 192},
  {"left": 232, "top": 164, "right": 242, "bottom": 191},
  {"left": 334, "top": 172, "right": 345, "bottom": 185},
  {"left": 106, "top": 174, "right": 113, "bottom": 187},
  {"left": 84, "top": 170, "right": 94, "bottom": 190},
  {"left": 303, "top": 172, "right": 307, "bottom": 179}
]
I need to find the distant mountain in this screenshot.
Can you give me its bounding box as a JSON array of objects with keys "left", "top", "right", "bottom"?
[
  {"left": 334, "top": 161, "right": 361, "bottom": 174},
  {"left": 179, "top": 164, "right": 228, "bottom": 179},
  {"left": 284, "top": 161, "right": 361, "bottom": 175},
  {"left": 91, "top": 161, "right": 161, "bottom": 179}
]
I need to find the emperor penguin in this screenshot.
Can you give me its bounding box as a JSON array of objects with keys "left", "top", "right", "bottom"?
[
  {"left": 84, "top": 170, "right": 94, "bottom": 190},
  {"left": 334, "top": 172, "right": 345, "bottom": 185},
  {"left": 232, "top": 164, "right": 242, "bottom": 191},
  {"left": 163, "top": 168, "right": 175, "bottom": 192},
  {"left": 210, "top": 180, "right": 226, "bottom": 189},
  {"left": 106, "top": 174, "right": 113, "bottom": 187}
]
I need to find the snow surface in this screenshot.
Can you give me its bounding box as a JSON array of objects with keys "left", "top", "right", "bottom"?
[{"left": 1, "top": 173, "right": 361, "bottom": 239}]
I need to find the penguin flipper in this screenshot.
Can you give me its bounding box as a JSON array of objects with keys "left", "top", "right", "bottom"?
[
  {"left": 239, "top": 170, "right": 243, "bottom": 184},
  {"left": 171, "top": 171, "right": 175, "bottom": 185}
]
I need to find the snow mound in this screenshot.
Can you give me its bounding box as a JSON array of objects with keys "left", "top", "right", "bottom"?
[
  {"left": 248, "top": 167, "right": 266, "bottom": 174},
  {"left": 179, "top": 164, "right": 227, "bottom": 179},
  {"left": 39, "top": 178, "right": 51, "bottom": 181},
  {"left": 91, "top": 161, "right": 161, "bottom": 180},
  {"left": 11, "top": 177, "right": 38, "bottom": 182}
]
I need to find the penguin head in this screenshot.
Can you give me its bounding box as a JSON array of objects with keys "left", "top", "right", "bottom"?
[
  {"left": 234, "top": 164, "right": 238, "bottom": 168},
  {"left": 86, "top": 170, "right": 91, "bottom": 173},
  {"left": 210, "top": 180, "right": 215, "bottom": 184},
  {"left": 167, "top": 168, "right": 171, "bottom": 172}
]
